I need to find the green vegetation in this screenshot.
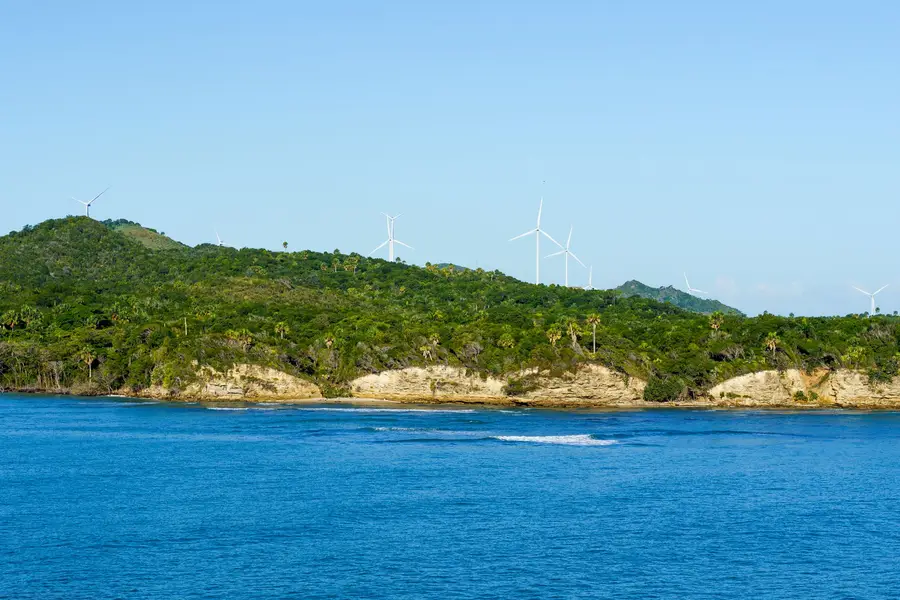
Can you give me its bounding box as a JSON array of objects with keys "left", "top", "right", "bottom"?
[
  {"left": 0, "top": 217, "right": 898, "bottom": 399},
  {"left": 615, "top": 280, "right": 744, "bottom": 316},
  {"left": 102, "top": 219, "right": 187, "bottom": 251}
]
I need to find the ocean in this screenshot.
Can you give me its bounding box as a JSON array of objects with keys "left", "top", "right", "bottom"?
[{"left": 1, "top": 394, "right": 899, "bottom": 599}]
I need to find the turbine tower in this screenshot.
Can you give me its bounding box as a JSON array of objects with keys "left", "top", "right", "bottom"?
[
  {"left": 584, "top": 266, "right": 595, "bottom": 291},
  {"left": 370, "top": 213, "right": 412, "bottom": 261},
  {"left": 853, "top": 285, "right": 889, "bottom": 315},
  {"left": 546, "top": 226, "right": 586, "bottom": 287},
  {"left": 684, "top": 273, "right": 707, "bottom": 296},
  {"left": 509, "top": 198, "right": 562, "bottom": 284},
  {"left": 73, "top": 187, "right": 109, "bottom": 218}
]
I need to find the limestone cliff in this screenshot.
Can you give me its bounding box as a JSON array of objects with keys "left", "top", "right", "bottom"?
[
  {"left": 350, "top": 364, "right": 643, "bottom": 406},
  {"left": 708, "top": 369, "right": 900, "bottom": 408},
  {"left": 140, "top": 364, "right": 322, "bottom": 401}
]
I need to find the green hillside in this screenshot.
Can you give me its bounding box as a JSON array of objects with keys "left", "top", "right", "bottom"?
[
  {"left": 616, "top": 280, "right": 744, "bottom": 316},
  {"left": 0, "top": 217, "right": 898, "bottom": 401},
  {"left": 102, "top": 219, "right": 187, "bottom": 250}
]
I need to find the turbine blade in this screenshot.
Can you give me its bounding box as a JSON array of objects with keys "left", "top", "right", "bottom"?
[
  {"left": 853, "top": 287, "right": 871, "bottom": 296},
  {"left": 874, "top": 285, "right": 890, "bottom": 295},
  {"left": 693, "top": 289, "right": 708, "bottom": 295},
  {"left": 684, "top": 273, "right": 690, "bottom": 289},
  {"left": 394, "top": 240, "right": 414, "bottom": 250},
  {"left": 569, "top": 251, "right": 587, "bottom": 268},
  {"left": 509, "top": 229, "right": 537, "bottom": 242},
  {"left": 566, "top": 226, "right": 573, "bottom": 249},
  {"left": 540, "top": 230, "right": 563, "bottom": 249},
  {"left": 537, "top": 198, "right": 543, "bottom": 227},
  {"left": 545, "top": 250, "right": 566, "bottom": 258},
  {"left": 369, "top": 240, "right": 389, "bottom": 255},
  {"left": 90, "top": 187, "right": 110, "bottom": 203}
]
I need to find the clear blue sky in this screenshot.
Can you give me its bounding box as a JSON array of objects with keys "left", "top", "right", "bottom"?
[{"left": 2, "top": 1, "right": 898, "bottom": 316}]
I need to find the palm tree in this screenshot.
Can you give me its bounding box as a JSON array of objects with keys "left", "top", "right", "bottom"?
[
  {"left": 565, "top": 319, "right": 580, "bottom": 347},
  {"left": 2, "top": 310, "right": 18, "bottom": 331},
  {"left": 709, "top": 311, "right": 724, "bottom": 334},
  {"left": 546, "top": 326, "right": 562, "bottom": 347},
  {"left": 586, "top": 314, "right": 601, "bottom": 353},
  {"left": 282, "top": 241, "right": 288, "bottom": 251},
  {"left": 275, "top": 322, "right": 289, "bottom": 339},
  {"left": 765, "top": 333, "right": 780, "bottom": 354},
  {"left": 79, "top": 347, "right": 95, "bottom": 380}
]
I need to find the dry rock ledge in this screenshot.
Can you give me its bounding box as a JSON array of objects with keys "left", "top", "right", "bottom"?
[
  {"left": 28, "top": 364, "right": 900, "bottom": 409},
  {"left": 136, "top": 364, "right": 323, "bottom": 402},
  {"left": 350, "top": 366, "right": 900, "bottom": 409}
]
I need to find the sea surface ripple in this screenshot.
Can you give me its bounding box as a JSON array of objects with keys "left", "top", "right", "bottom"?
[{"left": 2, "top": 394, "right": 899, "bottom": 599}]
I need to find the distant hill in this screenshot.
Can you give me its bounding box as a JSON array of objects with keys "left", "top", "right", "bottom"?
[
  {"left": 102, "top": 219, "right": 187, "bottom": 251},
  {"left": 615, "top": 280, "right": 744, "bottom": 316}
]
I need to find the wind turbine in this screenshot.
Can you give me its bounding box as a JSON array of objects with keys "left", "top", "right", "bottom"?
[
  {"left": 215, "top": 230, "right": 224, "bottom": 246},
  {"left": 583, "top": 266, "right": 595, "bottom": 291},
  {"left": 684, "top": 273, "right": 707, "bottom": 296},
  {"left": 546, "top": 225, "right": 586, "bottom": 287},
  {"left": 853, "top": 285, "right": 889, "bottom": 315},
  {"left": 73, "top": 187, "right": 109, "bottom": 218},
  {"left": 370, "top": 213, "right": 412, "bottom": 261},
  {"left": 509, "top": 198, "right": 562, "bottom": 284}
]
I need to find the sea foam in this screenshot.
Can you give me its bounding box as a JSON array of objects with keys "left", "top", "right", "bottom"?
[{"left": 494, "top": 434, "right": 616, "bottom": 446}]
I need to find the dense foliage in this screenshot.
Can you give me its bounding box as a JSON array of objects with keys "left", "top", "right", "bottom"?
[
  {"left": 0, "top": 217, "right": 898, "bottom": 399},
  {"left": 615, "top": 280, "right": 744, "bottom": 316}
]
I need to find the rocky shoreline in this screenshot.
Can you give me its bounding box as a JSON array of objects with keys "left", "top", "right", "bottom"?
[{"left": 5, "top": 364, "right": 900, "bottom": 410}]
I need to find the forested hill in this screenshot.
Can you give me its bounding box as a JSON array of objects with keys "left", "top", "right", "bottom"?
[
  {"left": 0, "top": 217, "right": 898, "bottom": 401},
  {"left": 615, "top": 280, "right": 744, "bottom": 316}
]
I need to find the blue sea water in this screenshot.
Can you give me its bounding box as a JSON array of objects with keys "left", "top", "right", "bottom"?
[{"left": 1, "top": 395, "right": 899, "bottom": 599}]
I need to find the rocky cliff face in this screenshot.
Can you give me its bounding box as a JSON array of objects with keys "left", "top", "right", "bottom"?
[
  {"left": 708, "top": 369, "right": 900, "bottom": 408},
  {"left": 349, "top": 364, "right": 643, "bottom": 406},
  {"left": 350, "top": 366, "right": 506, "bottom": 402},
  {"left": 140, "top": 364, "right": 322, "bottom": 401}
]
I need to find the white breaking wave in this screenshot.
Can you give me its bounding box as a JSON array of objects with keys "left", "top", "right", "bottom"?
[
  {"left": 494, "top": 434, "right": 616, "bottom": 446},
  {"left": 205, "top": 407, "right": 249, "bottom": 411}
]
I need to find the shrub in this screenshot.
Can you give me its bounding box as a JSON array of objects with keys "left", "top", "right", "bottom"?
[
  {"left": 643, "top": 376, "right": 685, "bottom": 403},
  {"left": 503, "top": 377, "right": 538, "bottom": 397}
]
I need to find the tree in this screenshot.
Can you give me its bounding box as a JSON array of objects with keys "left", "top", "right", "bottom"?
[
  {"left": 498, "top": 333, "right": 516, "bottom": 349},
  {"left": 565, "top": 319, "right": 580, "bottom": 347},
  {"left": 275, "top": 322, "right": 289, "bottom": 339},
  {"left": 709, "top": 311, "right": 724, "bottom": 334},
  {"left": 765, "top": 333, "right": 780, "bottom": 354},
  {"left": 546, "top": 326, "right": 562, "bottom": 347},
  {"left": 2, "top": 310, "right": 19, "bottom": 331},
  {"left": 282, "top": 241, "right": 288, "bottom": 251},
  {"left": 586, "top": 314, "right": 601, "bottom": 353},
  {"left": 79, "top": 347, "right": 96, "bottom": 380}
]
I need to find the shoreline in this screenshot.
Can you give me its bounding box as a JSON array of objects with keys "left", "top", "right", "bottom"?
[{"left": 4, "top": 388, "right": 900, "bottom": 411}]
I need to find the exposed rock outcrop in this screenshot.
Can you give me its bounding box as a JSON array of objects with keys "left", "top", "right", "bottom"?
[
  {"left": 350, "top": 366, "right": 506, "bottom": 402},
  {"left": 350, "top": 364, "right": 644, "bottom": 406},
  {"left": 139, "top": 364, "right": 322, "bottom": 401},
  {"left": 708, "top": 369, "right": 900, "bottom": 408}
]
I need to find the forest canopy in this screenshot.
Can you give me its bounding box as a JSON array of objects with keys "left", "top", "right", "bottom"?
[{"left": 0, "top": 217, "right": 897, "bottom": 399}]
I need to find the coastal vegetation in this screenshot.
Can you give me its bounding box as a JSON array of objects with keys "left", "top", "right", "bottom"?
[{"left": 0, "top": 217, "right": 899, "bottom": 401}]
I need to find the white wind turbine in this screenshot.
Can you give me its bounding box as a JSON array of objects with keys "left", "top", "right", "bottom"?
[
  {"left": 684, "top": 273, "right": 707, "bottom": 296},
  {"left": 583, "top": 266, "right": 595, "bottom": 291},
  {"left": 509, "top": 198, "right": 562, "bottom": 285},
  {"left": 370, "top": 213, "right": 412, "bottom": 261},
  {"left": 215, "top": 229, "right": 224, "bottom": 246},
  {"left": 853, "top": 284, "right": 889, "bottom": 315},
  {"left": 73, "top": 187, "right": 109, "bottom": 218},
  {"left": 546, "top": 225, "right": 586, "bottom": 287}
]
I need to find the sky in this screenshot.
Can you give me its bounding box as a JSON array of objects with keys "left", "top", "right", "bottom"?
[{"left": 1, "top": 1, "right": 899, "bottom": 316}]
